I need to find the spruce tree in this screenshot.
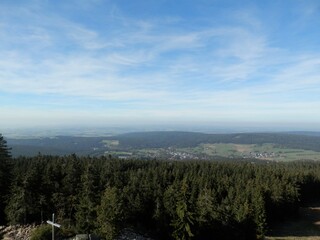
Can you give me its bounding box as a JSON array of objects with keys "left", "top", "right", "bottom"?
[
  {"left": 75, "top": 162, "right": 98, "bottom": 234},
  {"left": 171, "top": 179, "right": 195, "bottom": 240},
  {"left": 0, "top": 134, "right": 12, "bottom": 224},
  {"left": 97, "top": 186, "right": 123, "bottom": 240}
]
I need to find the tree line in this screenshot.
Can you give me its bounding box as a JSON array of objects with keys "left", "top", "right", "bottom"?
[{"left": 1, "top": 134, "right": 320, "bottom": 239}]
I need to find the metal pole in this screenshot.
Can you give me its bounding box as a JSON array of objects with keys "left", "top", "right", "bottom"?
[
  {"left": 46, "top": 214, "right": 61, "bottom": 239},
  {"left": 52, "top": 213, "right": 54, "bottom": 240}
]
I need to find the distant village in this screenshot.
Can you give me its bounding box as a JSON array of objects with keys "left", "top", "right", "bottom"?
[
  {"left": 105, "top": 147, "right": 279, "bottom": 161},
  {"left": 244, "top": 151, "right": 278, "bottom": 159}
]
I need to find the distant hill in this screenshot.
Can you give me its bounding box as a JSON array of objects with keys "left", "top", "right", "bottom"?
[
  {"left": 6, "top": 131, "right": 320, "bottom": 157},
  {"left": 7, "top": 136, "right": 106, "bottom": 157},
  {"left": 286, "top": 131, "right": 320, "bottom": 137},
  {"left": 109, "top": 131, "right": 320, "bottom": 151}
]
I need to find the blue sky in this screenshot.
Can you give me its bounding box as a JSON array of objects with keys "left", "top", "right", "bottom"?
[{"left": 1, "top": 0, "right": 320, "bottom": 131}]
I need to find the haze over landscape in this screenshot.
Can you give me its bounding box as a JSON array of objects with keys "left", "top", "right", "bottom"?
[
  {"left": 3, "top": 2, "right": 320, "bottom": 239},
  {"left": 1, "top": 0, "right": 320, "bottom": 134}
]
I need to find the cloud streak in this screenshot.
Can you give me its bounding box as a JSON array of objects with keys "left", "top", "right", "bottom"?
[{"left": 1, "top": 0, "right": 320, "bottom": 129}]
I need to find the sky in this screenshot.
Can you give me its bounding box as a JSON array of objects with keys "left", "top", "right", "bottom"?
[{"left": 1, "top": 0, "right": 320, "bottom": 132}]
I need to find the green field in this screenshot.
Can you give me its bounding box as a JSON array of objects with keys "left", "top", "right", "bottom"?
[
  {"left": 100, "top": 140, "right": 320, "bottom": 161},
  {"left": 102, "top": 139, "right": 119, "bottom": 148},
  {"left": 177, "top": 143, "right": 320, "bottom": 161}
]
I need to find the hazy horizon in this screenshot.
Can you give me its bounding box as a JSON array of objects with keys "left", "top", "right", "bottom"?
[
  {"left": 1, "top": 0, "right": 320, "bottom": 130},
  {"left": 3, "top": 122, "right": 320, "bottom": 138}
]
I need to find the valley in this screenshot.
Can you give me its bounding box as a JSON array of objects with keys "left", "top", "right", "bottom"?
[{"left": 7, "top": 131, "right": 320, "bottom": 161}]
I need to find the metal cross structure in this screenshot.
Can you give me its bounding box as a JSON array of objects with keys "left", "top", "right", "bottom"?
[{"left": 46, "top": 213, "right": 61, "bottom": 240}]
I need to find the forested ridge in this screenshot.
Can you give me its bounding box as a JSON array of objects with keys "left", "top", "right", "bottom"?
[
  {"left": 112, "top": 131, "right": 320, "bottom": 151},
  {"left": 2, "top": 134, "right": 320, "bottom": 239},
  {"left": 7, "top": 131, "right": 320, "bottom": 157}
]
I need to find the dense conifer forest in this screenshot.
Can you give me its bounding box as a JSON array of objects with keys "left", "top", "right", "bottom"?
[{"left": 2, "top": 133, "right": 320, "bottom": 239}]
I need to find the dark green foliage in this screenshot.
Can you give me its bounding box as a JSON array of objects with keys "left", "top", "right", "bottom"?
[
  {"left": 0, "top": 134, "right": 12, "bottom": 224},
  {"left": 97, "top": 186, "right": 123, "bottom": 240},
  {"left": 5, "top": 184, "right": 28, "bottom": 224},
  {"left": 30, "top": 224, "right": 55, "bottom": 240},
  {"left": 4, "top": 153, "right": 320, "bottom": 239},
  {"left": 170, "top": 179, "right": 195, "bottom": 240},
  {"left": 75, "top": 162, "right": 99, "bottom": 233}
]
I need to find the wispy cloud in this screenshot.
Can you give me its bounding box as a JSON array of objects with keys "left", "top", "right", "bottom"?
[{"left": 1, "top": 0, "right": 320, "bottom": 128}]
